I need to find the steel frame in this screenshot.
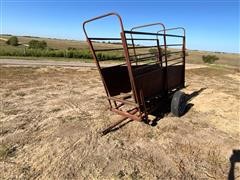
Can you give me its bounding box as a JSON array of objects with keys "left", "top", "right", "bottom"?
[{"left": 83, "top": 12, "right": 186, "bottom": 132}]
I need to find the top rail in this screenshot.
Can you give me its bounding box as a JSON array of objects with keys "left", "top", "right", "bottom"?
[
  {"left": 131, "top": 22, "right": 165, "bottom": 33},
  {"left": 89, "top": 37, "right": 158, "bottom": 41},
  {"left": 83, "top": 12, "right": 125, "bottom": 39},
  {"left": 157, "top": 27, "right": 186, "bottom": 36},
  {"left": 124, "top": 30, "right": 184, "bottom": 38}
]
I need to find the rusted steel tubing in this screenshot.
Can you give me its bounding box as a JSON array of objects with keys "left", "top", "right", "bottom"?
[
  {"left": 160, "top": 44, "right": 183, "bottom": 47},
  {"left": 111, "top": 108, "right": 141, "bottom": 121},
  {"left": 128, "top": 45, "right": 158, "bottom": 49},
  {"left": 182, "top": 36, "right": 186, "bottom": 87},
  {"left": 86, "top": 39, "right": 113, "bottom": 108},
  {"left": 167, "top": 56, "right": 183, "bottom": 62},
  {"left": 89, "top": 37, "right": 122, "bottom": 40},
  {"left": 163, "top": 32, "right": 168, "bottom": 92},
  {"left": 107, "top": 96, "right": 139, "bottom": 107},
  {"left": 165, "top": 51, "right": 183, "bottom": 55},
  {"left": 125, "top": 31, "right": 184, "bottom": 38},
  {"left": 83, "top": 12, "right": 186, "bottom": 127},
  {"left": 101, "top": 117, "right": 128, "bottom": 135},
  {"left": 94, "top": 47, "right": 124, "bottom": 52},
  {"left": 130, "top": 23, "right": 163, "bottom": 66},
  {"left": 101, "top": 108, "right": 138, "bottom": 135},
  {"left": 120, "top": 32, "right": 140, "bottom": 109},
  {"left": 130, "top": 22, "right": 165, "bottom": 32},
  {"left": 156, "top": 39, "right": 163, "bottom": 67},
  {"left": 129, "top": 52, "right": 153, "bottom": 57},
  {"left": 83, "top": 12, "right": 125, "bottom": 109},
  {"left": 130, "top": 23, "right": 166, "bottom": 70},
  {"left": 131, "top": 55, "right": 157, "bottom": 62},
  {"left": 90, "top": 37, "right": 158, "bottom": 41},
  {"left": 115, "top": 102, "right": 124, "bottom": 109},
  {"left": 140, "top": 89, "right": 148, "bottom": 119},
  {"left": 157, "top": 27, "right": 186, "bottom": 37},
  {"left": 83, "top": 12, "right": 125, "bottom": 37},
  {"left": 168, "top": 61, "right": 183, "bottom": 66},
  {"left": 126, "top": 38, "right": 157, "bottom": 41}
]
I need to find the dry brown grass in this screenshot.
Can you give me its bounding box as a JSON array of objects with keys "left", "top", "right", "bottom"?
[{"left": 0, "top": 64, "right": 239, "bottom": 179}]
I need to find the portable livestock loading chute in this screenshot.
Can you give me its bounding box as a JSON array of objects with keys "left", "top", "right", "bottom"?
[{"left": 83, "top": 12, "right": 187, "bottom": 134}]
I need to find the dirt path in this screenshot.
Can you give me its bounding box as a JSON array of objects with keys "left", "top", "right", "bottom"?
[
  {"left": 0, "top": 65, "right": 239, "bottom": 179},
  {"left": 0, "top": 58, "right": 207, "bottom": 69}
]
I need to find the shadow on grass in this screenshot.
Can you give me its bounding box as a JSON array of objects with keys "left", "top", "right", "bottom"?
[
  {"left": 149, "top": 87, "right": 206, "bottom": 126},
  {"left": 228, "top": 149, "right": 240, "bottom": 180},
  {"left": 101, "top": 88, "right": 206, "bottom": 135}
]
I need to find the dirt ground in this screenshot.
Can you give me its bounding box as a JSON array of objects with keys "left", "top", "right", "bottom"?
[{"left": 0, "top": 64, "right": 239, "bottom": 179}]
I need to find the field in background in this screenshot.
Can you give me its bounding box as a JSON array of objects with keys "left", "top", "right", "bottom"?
[{"left": 0, "top": 35, "right": 239, "bottom": 67}]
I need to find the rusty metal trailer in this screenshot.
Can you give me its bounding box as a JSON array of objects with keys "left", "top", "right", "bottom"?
[{"left": 83, "top": 12, "right": 187, "bottom": 134}]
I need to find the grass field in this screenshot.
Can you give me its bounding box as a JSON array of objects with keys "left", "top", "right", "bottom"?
[
  {"left": 0, "top": 35, "right": 239, "bottom": 67},
  {"left": 0, "top": 65, "right": 239, "bottom": 179}
]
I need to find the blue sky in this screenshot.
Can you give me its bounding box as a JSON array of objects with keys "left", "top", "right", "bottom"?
[{"left": 1, "top": 0, "right": 239, "bottom": 53}]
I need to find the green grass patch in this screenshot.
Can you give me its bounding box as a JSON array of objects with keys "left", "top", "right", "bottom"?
[{"left": 0, "top": 43, "right": 124, "bottom": 61}]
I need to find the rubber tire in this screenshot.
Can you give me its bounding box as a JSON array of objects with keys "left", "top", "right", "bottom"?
[{"left": 171, "top": 91, "right": 186, "bottom": 117}]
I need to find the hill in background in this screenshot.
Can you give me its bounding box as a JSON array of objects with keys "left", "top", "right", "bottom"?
[{"left": 0, "top": 35, "right": 239, "bottom": 67}]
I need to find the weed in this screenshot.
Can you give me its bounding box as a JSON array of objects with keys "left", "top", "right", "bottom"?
[
  {"left": 16, "top": 91, "right": 26, "bottom": 97},
  {"left": 0, "top": 145, "right": 17, "bottom": 160},
  {"left": 202, "top": 55, "right": 219, "bottom": 64},
  {"left": 117, "top": 170, "right": 125, "bottom": 178},
  {"left": 146, "top": 131, "right": 154, "bottom": 139},
  {"left": 130, "top": 166, "right": 141, "bottom": 180}
]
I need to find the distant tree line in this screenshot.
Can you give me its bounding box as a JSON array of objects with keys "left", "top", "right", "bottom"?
[{"left": 2, "top": 36, "right": 123, "bottom": 60}]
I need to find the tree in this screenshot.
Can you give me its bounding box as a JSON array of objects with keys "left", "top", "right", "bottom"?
[
  {"left": 6, "top": 36, "right": 18, "bottom": 46},
  {"left": 28, "top": 40, "right": 47, "bottom": 49}
]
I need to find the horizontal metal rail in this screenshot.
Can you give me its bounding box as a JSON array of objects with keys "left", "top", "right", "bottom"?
[
  {"left": 97, "top": 56, "right": 126, "bottom": 61},
  {"left": 130, "top": 55, "right": 156, "bottom": 62},
  {"left": 168, "top": 61, "right": 183, "bottom": 66},
  {"left": 94, "top": 47, "right": 124, "bottom": 52},
  {"left": 167, "top": 56, "right": 183, "bottom": 62},
  {"left": 157, "top": 27, "right": 186, "bottom": 36},
  {"left": 129, "top": 52, "right": 154, "bottom": 58},
  {"left": 111, "top": 108, "right": 141, "bottom": 121},
  {"left": 107, "top": 96, "right": 138, "bottom": 107},
  {"left": 89, "top": 37, "right": 122, "bottom": 41},
  {"left": 124, "top": 30, "right": 184, "bottom": 38},
  {"left": 128, "top": 45, "right": 158, "bottom": 49},
  {"left": 166, "top": 50, "right": 183, "bottom": 55},
  {"left": 126, "top": 38, "right": 158, "bottom": 41},
  {"left": 90, "top": 37, "right": 158, "bottom": 41},
  {"left": 160, "top": 44, "right": 183, "bottom": 47}
]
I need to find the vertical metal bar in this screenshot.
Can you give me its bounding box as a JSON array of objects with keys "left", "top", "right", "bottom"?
[
  {"left": 182, "top": 36, "right": 186, "bottom": 87},
  {"left": 163, "top": 32, "right": 168, "bottom": 92},
  {"left": 87, "top": 39, "right": 112, "bottom": 108},
  {"left": 82, "top": 13, "right": 127, "bottom": 110},
  {"left": 156, "top": 39, "right": 163, "bottom": 67},
  {"left": 140, "top": 89, "right": 148, "bottom": 120},
  {"left": 130, "top": 34, "right": 138, "bottom": 65},
  {"left": 121, "top": 32, "right": 142, "bottom": 119},
  {"left": 113, "top": 100, "right": 118, "bottom": 108}
]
